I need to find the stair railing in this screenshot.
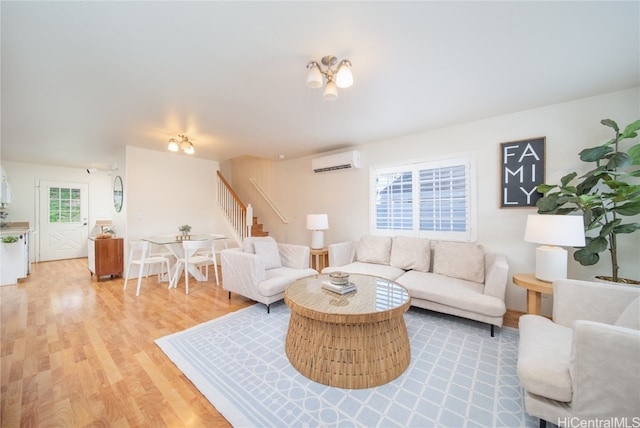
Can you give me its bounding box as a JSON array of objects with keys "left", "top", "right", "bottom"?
[
  {"left": 248, "top": 177, "right": 289, "bottom": 224},
  {"left": 217, "top": 171, "right": 251, "bottom": 244}
]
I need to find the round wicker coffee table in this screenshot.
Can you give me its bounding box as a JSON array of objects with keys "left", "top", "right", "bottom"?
[{"left": 284, "top": 273, "right": 411, "bottom": 389}]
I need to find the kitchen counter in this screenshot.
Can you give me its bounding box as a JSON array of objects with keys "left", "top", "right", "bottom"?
[
  {"left": 1, "top": 222, "right": 32, "bottom": 286},
  {"left": 1, "top": 227, "right": 30, "bottom": 235},
  {"left": 1, "top": 221, "right": 30, "bottom": 235}
]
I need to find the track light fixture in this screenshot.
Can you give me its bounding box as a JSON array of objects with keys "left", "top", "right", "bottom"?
[
  {"left": 306, "top": 55, "right": 353, "bottom": 101},
  {"left": 168, "top": 135, "right": 194, "bottom": 155}
]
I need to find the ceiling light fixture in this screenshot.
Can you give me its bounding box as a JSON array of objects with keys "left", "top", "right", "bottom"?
[
  {"left": 168, "top": 135, "right": 194, "bottom": 155},
  {"left": 306, "top": 55, "right": 353, "bottom": 101}
]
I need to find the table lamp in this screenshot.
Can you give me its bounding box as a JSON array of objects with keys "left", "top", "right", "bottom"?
[
  {"left": 524, "top": 214, "right": 585, "bottom": 282},
  {"left": 306, "top": 214, "right": 329, "bottom": 249}
]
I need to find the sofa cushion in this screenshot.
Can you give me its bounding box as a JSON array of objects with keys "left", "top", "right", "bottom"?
[
  {"left": 257, "top": 267, "right": 316, "bottom": 297},
  {"left": 253, "top": 239, "right": 282, "bottom": 270},
  {"left": 615, "top": 297, "right": 640, "bottom": 330},
  {"left": 356, "top": 235, "right": 392, "bottom": 265},
  {"left": 396, "top": 270, "right": 505, "bottom": 317},
  {"left": 517, "top": 315, "right": 573, "bottom": 402},
  {"left": 323, "top": 262, "right": 405, "bottom": 282},
  {"left": 433, "top": 241, "right": 485, "bottom": 283},
  {"left": 390, "top": 236, "right": 431, "bottom": 272},
  {"left": 243, "top": 236, "right": 277, "bottom": 254}
]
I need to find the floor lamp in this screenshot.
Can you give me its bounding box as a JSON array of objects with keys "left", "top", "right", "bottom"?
[
  {"left": 306, "top": 214, "right": 329, "bottom": 250},
  {"left": 524, "top": 214, "right": 586, "bottom": 282}
]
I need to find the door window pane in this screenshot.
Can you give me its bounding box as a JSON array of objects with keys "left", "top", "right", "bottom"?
[{"left": 49, "top": 186, "right": 83, "bottom": 223}]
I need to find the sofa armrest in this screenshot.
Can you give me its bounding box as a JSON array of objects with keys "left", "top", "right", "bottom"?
[
  {"left": 278, "top": 243, "right": 310, "bottom": 269},
  {"left": 552, "top": 279, "right": 640, "bottom": 327},
  {"left": 220, "top": 248, "right": 268, "bottom": 300},
  {"left": 328, "top": 241, "right": 357, "bottom": 267},
  {"left": 570, "top": 320, "right": 640, "bottom": 418},
  {"left": 483, "top": 252, "right": 509, "bottom": 299}
]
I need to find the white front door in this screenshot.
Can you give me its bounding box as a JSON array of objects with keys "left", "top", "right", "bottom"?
[{"left": 39, "top": 180, "right": 89, "bottom": 261}]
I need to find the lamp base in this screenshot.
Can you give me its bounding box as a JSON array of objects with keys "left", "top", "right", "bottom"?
[
  {"left": 535, "top": 245, "right": 568, "bottom": 282},
  {"left": 311, "top": 230, "right": 324, "bottom": 250}
]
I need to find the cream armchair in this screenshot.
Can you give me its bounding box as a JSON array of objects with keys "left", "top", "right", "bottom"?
[
  {"left": 517, "top": 279, "right": 640, "bottom": 427},
  {"left": 221, "top": 237, "right": 317, "bottom": 313}
]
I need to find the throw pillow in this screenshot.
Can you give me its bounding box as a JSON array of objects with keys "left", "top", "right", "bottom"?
[
  {"left": 356, "top": 235, "right": 392, "bottom": 265},
  {"left": 243, "top": 236, "right": 277, "bottom": 254},
  {"left": 253, "top": 240, "right": 282, "bottom": 270},
  {"left": 615, "top": 297, "right": 640, "bottom": 330},
  {"left": 433, "top": 241, "right": 485, "bottom": 283},
  {"left": 390, "top": 236, "right": 431, "bottom": 272}
]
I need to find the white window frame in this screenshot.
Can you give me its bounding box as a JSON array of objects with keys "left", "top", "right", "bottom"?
[{"left": 369, "top": 153, "right": 477, "bottom": 242}]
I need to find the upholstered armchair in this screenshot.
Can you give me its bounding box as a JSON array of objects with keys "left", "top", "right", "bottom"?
[
  {"left": 220, "top": 237, "right": 318, "bottom": 312},
  {"left": 517, "top": 279, "right": 640, "bottom": 427}
]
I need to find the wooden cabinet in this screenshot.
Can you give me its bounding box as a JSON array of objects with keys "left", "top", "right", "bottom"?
[{"left": 88, "top": 237, "right": 123, "bottom": 281}]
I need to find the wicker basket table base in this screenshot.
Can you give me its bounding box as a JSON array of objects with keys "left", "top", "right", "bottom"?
[{"left": 284, "top": 274, "right": 411, "bottom": 389}]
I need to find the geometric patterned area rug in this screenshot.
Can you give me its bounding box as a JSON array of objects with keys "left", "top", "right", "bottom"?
[{"left": 156, "top": 301, "right": 537, "bottom": 427}]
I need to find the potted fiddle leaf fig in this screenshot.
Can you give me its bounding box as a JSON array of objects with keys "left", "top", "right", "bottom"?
[{"left": 536, "top": 118, "right": 640, "bottom": 284}]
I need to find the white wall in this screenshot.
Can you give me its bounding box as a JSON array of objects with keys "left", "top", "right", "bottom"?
[
  {"left": 232, "top": 87, "right": 640, "bottom": 313},
  {"left": 124, "top": 146, "right": 231, "bottom": 243}
]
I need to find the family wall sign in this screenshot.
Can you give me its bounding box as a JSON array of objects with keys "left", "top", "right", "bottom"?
[{"left": 500, "top": 137, "right": 545, "bottom": 208}]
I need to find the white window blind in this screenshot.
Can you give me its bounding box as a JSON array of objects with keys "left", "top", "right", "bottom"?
[{"left": 371, "top": 155, "right": 475, "bottom": 241}]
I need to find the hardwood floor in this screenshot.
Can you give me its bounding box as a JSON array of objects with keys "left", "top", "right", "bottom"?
[
  {"left": 1, "top": 258, "right": 253, "bottom": 427},
  {"left": 1, "top": 258, "right": 523, "bottom": 427}
]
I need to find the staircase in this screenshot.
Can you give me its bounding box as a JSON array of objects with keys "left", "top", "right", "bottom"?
[
  {"left": 251, "top": 217, "right": 269, "bottom": 237},
  {"left": 217, "top": 171, "right": 269, "bottom": 245}
]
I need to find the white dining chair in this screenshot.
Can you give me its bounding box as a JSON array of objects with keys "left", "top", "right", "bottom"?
[
  {"left": 193, "top": 235, "right": 228, "bottom": 286},
  {"left": 123, "top": 241, "right": 172, "bottom": 297},
  {"left": 172, "top": 238, "right": 214, "bottom": 294}
]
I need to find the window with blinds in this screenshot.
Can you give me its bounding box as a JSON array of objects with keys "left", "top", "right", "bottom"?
[{"left": 371, "top": 155, "right": 475, "bottom": 241}]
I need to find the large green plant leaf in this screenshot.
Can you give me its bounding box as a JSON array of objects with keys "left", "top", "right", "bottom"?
[
  {"left": 614, "top": 222, "right": 640, "bottom": 234},
  {"left": 621, "top": 119, "right": 640, "bottom": 139},
  {"left": 607, "top": 152, "right": 632, "bottom": 169},
  {"left": 574, "top": 248, "right": 600, "bottom": 266},
  {"left": 613, "top": 200, "right": 640, "bottom": 216},
  {"left": 579, "top": 146, "right": 612, "bottom": 162},
  {"left": 560, "top": 172, "right": 577, "bottom": 187},
  {"left": 576, "top": 174, "right": 603, "bottom": 195},
  {"left": 536, "top": 184, "right": 557, "bottom": 194},
  {"left": 628, "top": 143, "right": 640, "bottom": 165},
  {"left": 600, "top": 218, "right": 622, "bottom": 236},
  {"left": 601, "top": 119, "right": 619, "bottom": 132},
  {"left": 586, "top": 236, "right": 608, "bottom": 252}
]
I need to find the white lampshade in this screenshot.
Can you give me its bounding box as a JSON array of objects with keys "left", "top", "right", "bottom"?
[
  {"left": 323, "top": 80, "right": 338, "bottom": 101},
  {"left": 524, "top": 215, "right": 586, "bottom": 247},
  {"left": 335, "top": 61, "right": 353, "bottom": 88},
  {"left": 306, "top": 64, "right": 323, "bottom": 88},
  {"left": 524, "top": 214, "right": 585, "bottom": 282},
  {"left": 306, "top": 214, "right": 329, "bottom": 231},
  {"left": 307, "top": 214, "right": 329, "bottom": 249}
]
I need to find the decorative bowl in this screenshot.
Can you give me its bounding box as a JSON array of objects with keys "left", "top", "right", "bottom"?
[{"left": 329, "top": 271, "right": 350, "bottom": 286}]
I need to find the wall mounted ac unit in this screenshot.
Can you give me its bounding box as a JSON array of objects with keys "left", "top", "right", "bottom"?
[{"left": 312, "top": 150, "right": 361, "bottom": 173}]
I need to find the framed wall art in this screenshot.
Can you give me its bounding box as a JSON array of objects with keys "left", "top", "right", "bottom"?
[{"left": 500, "top": 137, "right": 545, "bottom": 208}]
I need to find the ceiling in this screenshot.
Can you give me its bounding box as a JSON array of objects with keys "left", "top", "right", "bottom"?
[{"left": 1, "top": 1, "right": 638, "bottom": 169}]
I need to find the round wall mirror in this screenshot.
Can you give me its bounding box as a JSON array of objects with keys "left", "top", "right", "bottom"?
[{"left": 113, "top": 176, "right": 123, "bottom": 212}]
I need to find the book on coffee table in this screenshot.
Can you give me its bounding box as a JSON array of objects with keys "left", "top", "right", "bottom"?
[{"left": 322, "top": 280, "right": 357, "bottom": 295}]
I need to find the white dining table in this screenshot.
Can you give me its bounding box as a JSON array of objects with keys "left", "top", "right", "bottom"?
[{"left": 142, "top": 234, "right": 228, "bottom": 288}]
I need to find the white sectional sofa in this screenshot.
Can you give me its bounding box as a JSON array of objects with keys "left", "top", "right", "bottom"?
[{"left": 322, "top": 235, "right": 509, "bottom": 335}]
